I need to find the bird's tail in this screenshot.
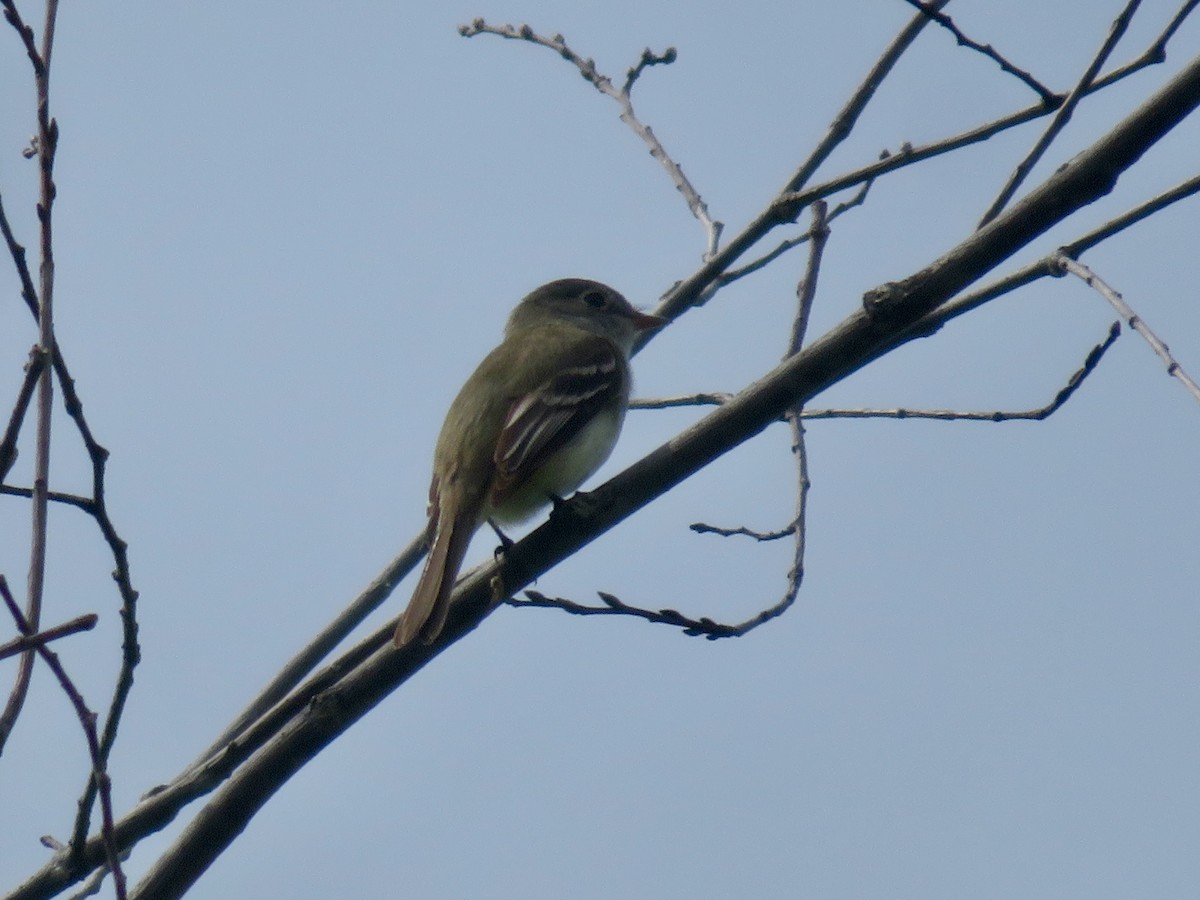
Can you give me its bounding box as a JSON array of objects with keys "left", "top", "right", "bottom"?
[{"left": 394, "top": 506, "right": 475, "bottom": 647}]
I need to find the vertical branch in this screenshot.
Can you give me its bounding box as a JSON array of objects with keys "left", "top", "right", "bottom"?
[
  {"left": 777, "top": 203, "right": 827, "bottom": 618},
  {"left": 29, "top": 0, "right": 59, "bottom": 649},
  {"left": 0, "top": 0, "right": 59, "bottom": 754}
]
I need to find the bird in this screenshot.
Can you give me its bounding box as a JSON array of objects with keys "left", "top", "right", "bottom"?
[{"left": 394, "top": 278, "right": 665, "bottom": 647}]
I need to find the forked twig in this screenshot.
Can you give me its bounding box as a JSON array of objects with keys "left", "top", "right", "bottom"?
[
  {"left": 903, "top": 0, "right": 1057, "bottom": 104},
  {"left": 459, "top": 19, "right": 723, "bottom": 259},
  {"left": 1055, "top": 255, "right": 1200, "bottom": 403},
  {"left": 979, "top": 0, "right": 1143, "bottom": 226}
]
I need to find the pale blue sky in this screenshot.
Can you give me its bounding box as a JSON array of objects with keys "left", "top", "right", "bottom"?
[{"left": 2, "top": 2, "right": 1199, "bottom": 897}]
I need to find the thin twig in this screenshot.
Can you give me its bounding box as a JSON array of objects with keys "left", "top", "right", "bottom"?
[
  {"left": 919, "top": 172, "right": 1200, "bottom": 331},
  {"left": 719, "top": 172, "right": 875, "bottom": 286},
  {"left": 1055, "top": 255, "right": 1200, "bottom": 403},
  {"left": 630, "top": 391, "right": 734, "bottom": 411},
  {"left": 689, "top": 523, "right": 794, "bottom": 541},
  {"left": 512, "top": 590, "right": 741, "bottom": 639},
  {"left": 771, "top": 203, "right": 826, "bottom": 623},
  {"left": 0, "top": 347, "right": 46, "bottom": 480},
  {"left": 0, "top": 187, "right": 40, "bottom": 316},
  {"left": 635, "top": 322, "right": 1121, "bottom": 423},
  {"left": 903, "top": 0, "right": 1057, "bottom": 104},
  {"left": 773, "top": 2, "right": 1197, "bottom": 231},
  {"left": 0, "top": 0, "right": 44, "bottom": 77},
  {"left": 979, "top": 0, "right": 1143, "bottom": 226},
  {"left": 459, "top": 20, "right": 723, "bottom": 259},
  {"left": 0, "top": 482, "right": 96, "bottom": 510},
  {"left": 1, "top": 577, "right": 126, "bottom": 899},
  {"left": 606, "top": 204, "right": 828, "bottom": 632},
  {"left": 0, "top": 612, "right": 97, "bottom": 661}
]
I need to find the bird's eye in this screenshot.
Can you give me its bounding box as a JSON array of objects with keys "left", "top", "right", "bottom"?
[{"left": 581, "top": 290, "right": 608, "bottom": 309}]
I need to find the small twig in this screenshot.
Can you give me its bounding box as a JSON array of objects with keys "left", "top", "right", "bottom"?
[
  {"left": 1104, "top": 0, "right": 1200, "bottom": 79},
  {"left": 0, "top": 482, "right": 96, "bottom": 510},
  {"left": 652, "top": 205, "right": 830, "bottom": 626},
  {"left": 688, "top": 523, "right": 794, "bottom": 541},
  {"left": 919, "top": 172, "right": 1200, "bottom": 331},
  {"left": 903, "top": 0, "right": 1057, "bottom": 104},
  {"left": 979, "top": 0, "right": 1143, "bottom": 226},
  {"left": 459, "top": 20, "right": 723, "bottom": 259},
  {"left": 0, "top": 187, "right": 40, "bottom": 317},
  {"left": 813, "top": 321, "right": 1121, "bottom": 421},
  {"left": 770, "top": 203, "right": 827, "bottom": 621},
  {"left": 630, "top": 391, "right": 733, "bottom": 411},
  {"left": 513, "top": 589, "right": 741, "bottom": 639},
  {"left": 635, "top": 322, "right": 1121, "bottom": 423},
  {"left": 0, "top": 577, "right": 126, "bottom": 898},
  {"left": 772, "top": 0, "right": 951, "bottom": 213},
  {"left": 1055, "top": 255, "right": 1200, "bottom": 403},
  {"left": 1, "top": 346, "right": 46, "bottom": 480},
  {"left": 719, "top": 170, "right": 875, "bottom": 287},
  {"left": 621, "top": 45, "right": 677, "bottom": 95},
  {"left": 1, "top": 0, "right": 45, "bottom": 77},
  {"left": 0, "top": 612, "right": 97, "bottom": 661}
]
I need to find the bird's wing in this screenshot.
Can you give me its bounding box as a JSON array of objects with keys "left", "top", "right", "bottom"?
[{"left": 490, "top": 336, "right": 624, "bottom": 506}]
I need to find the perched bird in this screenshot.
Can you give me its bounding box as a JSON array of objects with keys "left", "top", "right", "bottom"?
[{"left": 394, "top": 278, "right": 665, "bottom": 647}]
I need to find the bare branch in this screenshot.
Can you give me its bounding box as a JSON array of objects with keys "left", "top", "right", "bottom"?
[
  {"left": 921, "top": 171, "right": 1200, "bottom": 330},
  {"left": 774, "top": 3, "right": 1197, "bottom": 235},
  {"left": 903, "top": 0, "right": 1057, "bottom": 104},
  {"left": 17, "top": 16, "right": 1200, "bottom": 900},
  {"left": 979, "top": 0, "right": 1143, "bottom": 226},
  {"left": 1, "top": 0, "right": 44, "bottom": 77},
  {"left": 779, "top": 0, "right": 953, "bottom": 201},
  {"left": 1100, "top": 0, "right": 1200, "bottom": 83},
  {"left": 630, "top": 391, "right": 734, "bottom": 411},
  {"left": 719, "top": 171, "right": 875, "bottom": 286},
  {"left": 1055, "top": 255, "right": 1200, "bottom": 403},
  {"left": 0, "top": 612, "right": 96, "bottom": 661},
  {"left": 512, "top": 589, "right": 741, "bottom": 639},
  {"left": 622, "top": 45, "right": 677, "bottom": 96},
  {"left": 459, "top": 20, "right": 722, "bottom": 258},
  {"left": 689, "top": 523, "right": 794, "bottom": 541},
  {"left": 0, "top": 347, "right": 45, "bottom": 480},
  {"left": 0, "top": 188, "right": 39, "bottom": 316},
  {"left": 635, "top": 320, "right": 1121, "bottom": 425},
  {"left": 0, "top": 0, "right": 61, "bottom": 761},
  {"left": 810, "top": 322, "right": 1120, "bottom": 421},
  {"left": 0, "top": 577, "right": 125, "bottom": 899}
]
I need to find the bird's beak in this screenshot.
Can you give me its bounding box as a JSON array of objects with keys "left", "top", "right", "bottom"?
[{"left": 630, "top": 309, "right": 668, "bottom": 332}]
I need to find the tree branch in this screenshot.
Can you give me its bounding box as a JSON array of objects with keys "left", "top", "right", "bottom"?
[
  {"left": 459, "top": 20, "right": 722, "bottom": 258},
  {"left": 903, "top": 0, "right": 1057, "bottom": 104},
  {"left": 103, "top": 52, "right": 1200, "bottom": 900},
  {"left": 1055, "top": 255, "right": 1200, "bottom": 403},
  {"left": 979, "top": 0, "right": 1143, "bottom": 226}
]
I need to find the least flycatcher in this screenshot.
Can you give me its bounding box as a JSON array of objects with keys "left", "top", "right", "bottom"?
[{"left": 394, "top": 278, "right": 665, "bottom": 647}]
